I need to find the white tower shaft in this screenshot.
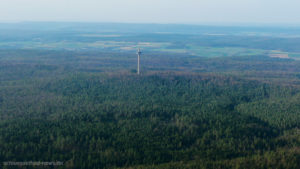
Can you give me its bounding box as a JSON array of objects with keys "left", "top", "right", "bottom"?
[
  {"left": 138, "top": 53, "right": 140, "bottom": 75},
  {"left": 137, "top": 48, "right": 142, "bottom": 75}
]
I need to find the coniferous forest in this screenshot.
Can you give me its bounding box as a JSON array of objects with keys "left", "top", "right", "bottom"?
[{"left": 0, "top": 23, "right": 300, "bottom": 168}]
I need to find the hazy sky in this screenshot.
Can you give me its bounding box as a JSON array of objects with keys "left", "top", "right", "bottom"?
[{"left": 1, "top": 0, "right": 300, "bottom": 25}]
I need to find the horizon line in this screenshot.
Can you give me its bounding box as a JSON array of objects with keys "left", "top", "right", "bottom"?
[{"left": 0, "top": 20, "right": 300, "bottom": 28}]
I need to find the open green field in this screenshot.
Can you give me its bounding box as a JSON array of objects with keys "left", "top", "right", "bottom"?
[{"left": 2, "top": 40, "right": 300, "bottom": 60}]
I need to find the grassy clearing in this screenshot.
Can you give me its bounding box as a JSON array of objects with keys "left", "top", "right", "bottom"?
[
  {"left": 187, "top": 45, "right": 268, "bottom": 57},
  {"left": 3, "top": 40, "right": 299, "bottom": 60}
]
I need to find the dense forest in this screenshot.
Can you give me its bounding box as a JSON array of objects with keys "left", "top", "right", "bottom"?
[{"left": 1, "top": 23, "right": 300, "bottom": 168}]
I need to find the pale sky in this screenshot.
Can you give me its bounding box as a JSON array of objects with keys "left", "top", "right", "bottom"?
[{"left": 1, "top": 0, "right": 300, "bottom": 25}]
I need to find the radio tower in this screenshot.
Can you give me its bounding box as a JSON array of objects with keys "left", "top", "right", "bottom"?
[{"left": 137, "top": 48, "right": 142, "bottom": 75}]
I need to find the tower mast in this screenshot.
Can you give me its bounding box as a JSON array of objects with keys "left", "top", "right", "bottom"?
[{"left": 137, "top": 48, "right": 142, "bottom": 75}]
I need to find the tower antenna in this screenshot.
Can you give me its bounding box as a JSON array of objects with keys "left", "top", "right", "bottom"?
[{"left": 137, "top": 48, "right": 142, "bottom": 75}]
